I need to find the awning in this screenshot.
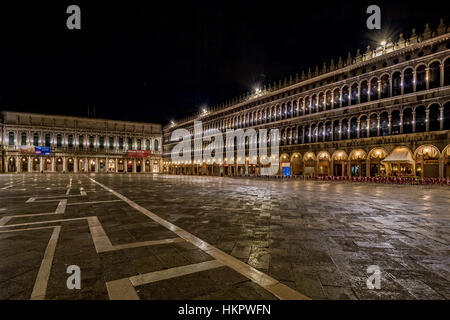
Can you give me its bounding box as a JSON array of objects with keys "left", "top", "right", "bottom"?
[{"left": 381, "top": 148, "right": 414, "bottom": 164}]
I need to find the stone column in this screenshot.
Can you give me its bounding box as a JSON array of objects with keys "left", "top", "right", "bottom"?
[
  {"left": 425, "top": 110, "right": 430, "bottom": 132},
  {"left": 347, "top": 161, "right": 351, "bottom": 178},
  {"left": 366, "top": 160, "right": 370, "bottom": 177},
  {"left": 388, "top": 114, "right": 392, "bottom": 135},
  {"left": 63, "top": 157, "right": 66, "bottom": 173},
  {"left": 366, "top": 118, "right": 371, "bottom": 137},
  {"left": 377, "top": 116, "right": 381, "bottom": 136},
  {"left": 400, "top": 112, "right": 404, "bottom": 134},
  {"left": 39, "top": 157, "right": 44, "bottom": 172},
  {"left": 95, "top": 158, "right": 99, "bottom": 173},
  {"left": 426, "top": 67, "right": 430, "bottom": 90},
  {"left": 357, "top": 120, "right": 360, "bottom": 139},
  {"left": 400, "top": 74, "right": 404, "bottom": 95},
  {"left": 413, "top": 71, "right": 417, "bottom": 92},
  {"left": 115, "top": 158, "right": 119, "bottom": 173},
  {"left": 51, "top": 157, "right": 56, "bottom": 172},
  {"left": 132, "top": 159, "right": 137, "bottom": 173},
  {"left": 439, "top": 158, "right": 444, "bottom": 179},
  {"left": 28, "top": 156, "right": 32, "bottom": 172},
  {"left": 339, "top": 121, "right": 342, "bottom": 140},
  {"left": 377, "top": 80, "right": 382, "bottom": 100},
  {"left": 74, "top": 158, "right": 78, "bottom": 173},
  {"left": 412, "top": 112, "right": 416, "bottom": 132},
  {"left": 440, "top": 107, "right": 444, "bottom": 130},
  {"left": 16, "top": 156, "right": 21, "bottom": 173}
]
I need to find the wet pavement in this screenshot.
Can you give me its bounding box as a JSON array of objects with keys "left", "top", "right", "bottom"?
[{"left": 0, "top": 173, "right": 449, "bottom": 300}]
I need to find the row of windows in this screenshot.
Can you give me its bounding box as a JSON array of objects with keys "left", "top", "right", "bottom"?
[
  {"left": 6, "top": 133, "right": 159, "bottom": 151},
  {"left": 196, "top": 58, "right": 450, "bottom": 132}
]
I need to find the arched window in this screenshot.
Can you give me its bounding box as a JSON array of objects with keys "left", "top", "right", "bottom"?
[
  {"left": 8, "top": 132, "right": 15, "bottom": 146},
  {"left": 287, "top": 102, "right": 292, "bottom": 118},
  {"left": 415, "top": 106, "right": 426, "bottom": 133},
  {"left": 360, "top": 81, "right": 368, "bottom": 103},
  {"left": 416, "top": 65, "right": 426, "bottom": 91},
  {"left": 118, "top": 137, "right": 124, "bottom": 150},
  {"left": 391, "top": 110, "right": 401, "bottom": 135},
  {"left": 369, "top": 114, "right": 378, "bottom": 137},
  {"left": 392, "top": 71, "right": 401, "bottom": 96},
  {"left": 381, "top": 75, "right": 390, "bottom": 98},
  {"left": 304, "top": 125, "right": 310, "bottom": 143},
  {"left": 403, "top": 68, "right": 414, "bottom": 94},
  {"left": 90, "top": 136, "right": 95, "bottom": 149},
  {"left": 333, "top": 89, "right": 340, "bottom": 108},
  {"left": 341, "top": 119, "right": 349, "bottom": 140},
  {"left": 370, "top": 78, "right": 378, "bottom": 101},
  {"left": 445, "top": 59, "right": 450, "bottom": 87},
  {"left": 360, "top": 116, "right": 368, "bottom": 138},
  {"left": 35, "top": 133, "right": 41, "bottom": 146},
  {"left": 333, "top": 121, "right": 340, "bottom": 141},
  {"left": 109, "top": 137, "right": 114, "bottom": 150},
  {"left": 350, "top": 118, "right": 358, "bottom": 139},
  {"left": 44, "top": 133, "right": 50, "bottom": 147},
  {"left": 146, "top": 139, "right": 150, "bottom": 151},
  {"left": 380, "top": 112, "right": 389, "bottom": 136},
  {"left": 293, "top": 101, "right": 298, "bottom": 117},
  {"left": 297, "top": 126, "right": 303, "bottom": 144},
  {"left": 403, "top": 108, "right": 413, "bottom": 134},
  {"left": 318, "top": 123, "right": 324, "bottom": 142},
  {"left": 79, "top": 135, "right": 84, "bottom": 149},
  {"left": 444, "top": 102, "right": 450, "bottom": 130},
  {"left": 325, "top": 92, "right": 332, "bottom": 110},
  {"left": 137, "top": 138, "right": 142, "bottom": 150},
  {"left": 342, "top": 86, "right": 349, "bottom": 107},
  {"left": 154, "top": 139, "right": 159, "bottom": 151},
  {"left": 351, "top": 84, "right": 358, "bottom": 105},
  {"left": 311, "top": 124, "right": 317, "bottom": 143},
  {"left": 318, "top": 93, "right": 324, "bottom": 112},
  {"left": 428, "top": 104, "right": 440, "bottom": 131},
  {"left": 99, "top": 136, "right": 105, "bottom": 149},
  {"left": 311, "top": 95, "right": 317, "bottom": 113},
  {"left": 429, "top": 62, "right": 441, "bottom": 89},
  {"left": 21, "top": 132, "right": 27, "bottom": 146},
  {"left": 57, "top": 134, "right": 63, "bottom": 148},
  {"left": 325, "top": 122, "right": 332, "bottom": 141},
  {"left": 68, "top": 135, "right": 74, "bottom": 149}
]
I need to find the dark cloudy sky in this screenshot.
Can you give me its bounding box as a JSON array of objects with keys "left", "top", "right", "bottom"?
[{"left": 0, "top": 1, "right": 446, "bottom": 125}]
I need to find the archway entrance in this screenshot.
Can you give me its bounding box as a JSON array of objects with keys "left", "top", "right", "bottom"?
[
  {"left": 381, "top": 147, "right": 414, "bottom": 177},
  {"left": 32, "top": 157, "right": 40, "bottom": 172},
  {"left": 67, "top": 158, "right": 74, "bottom": 172},
  {"left": 291, "top": 153, "right": 303, "bottom": 175},
  {"left": 118, "top": 160, "right": 125, "bottom": 172},
  {"left": 99, "top": 159, "right": 106, "bottom": 173},
  {"left": 8, "top": 157, "right": 17, "bottom": 172},
  {"left": 44, "top": 158, "right": 52, "bottom": 172},
  {"left": 108, "top": 159, "right": 116, "bottom": 172},
  {"left": 136, "top": 160, "right": 142, "bottom": 173},
  {"left": 280, "top": 154, "right": 290, "bottom": 176},
  {"left": 415, "top": 145, "right": 440, "bottom": 178},
  {"left": 303, "top": 152, "right": 316, "bottom": 177},
  {"left": 317, "top": 152, "right": 330, "bottom": 176},
  {"left": 56, "top": 157, "right": 63, "bottom": 172},
  {"left": 127, "top": 160, "right": 133, "bottom": 173},
  {"left": 21, "top": 157, "right": 28, "bottom": 172},
  {"left": 349, "top": 149, "right": 367, "bottom": 177},
  {"left": 78, "top": 159, "right": 86, "bottom": 173},
  {"left": 368, "top": 148, "right": 387, "bottom": 177},
  {"left": 89, "top": 159, "right": 96, "bottom": 172},
  {"left": 332, "top": 151, "right": 347, "bottom": 176}
]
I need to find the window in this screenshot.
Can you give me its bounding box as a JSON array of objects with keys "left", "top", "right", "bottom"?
[
  {"left": 68, "top": 135, "right": 74, "bottom": 149},
  {"left": 154, "top": 139, "right": 159, "bottom": 151},
  {"left": 37, "top": 133, "right": 43, "bottom": 146},
  {"left": 109, "top": 137, "right": 114, "bottom": 150},
  {"left": 79, "top": 136, "right": 84, "bottom": 149},
  {"left": 8, "top": 132, "right": 14, "bottom": 146},
  {"left": 146, "top": 139, "right": 150, "bottom": 151},
  {"left": 128, "top": 138, "right": 133, "bottom": 150},
  {"left": 21, "top": 132, "right": 27, "bottom": 145},
  {"left": 57, "top": 134, "right": 62, "bottom": 148},
  {"left": 137, "top": 139, "right": 142, "bottom": 150},
  {"left": 99, "top": 136, "right": 105, "bottom": 149},
  {"left": 119, "top": 137, "right": 124, "bottom": 150},
  {"left": 44, "top": 133, "right": 50, "bottom": 147},
  {"left": 89, "top": 136, "right": 95, "bottom": 149}
]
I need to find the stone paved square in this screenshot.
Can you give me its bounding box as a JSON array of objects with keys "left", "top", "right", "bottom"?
[{"left": 0, "top": 173, "right": 449, "bottom": 300}]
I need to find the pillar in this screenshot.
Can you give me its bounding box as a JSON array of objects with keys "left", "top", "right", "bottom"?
[
  {"left": 51, "top": 157, "right": 56, "bottom": 172},
  {"left": 28, "top": 156, "right": 32, "bottom": 172},
  {"left": 357, "top": 120, "right": 360, "bottom": 139},
  {"left": 115, "top": 158, "right": 119, "bottom": 173},
  {"left": 74, "top": 157, "right": 78, "bottom": 173},
  {"left": 440, "top": 107, "right": 444, "bottom": 130},
  {"left": 377, "top": 116, "right": 381, "bottom": 136},
  {"left": 413, "top": 71, "right": 417, "bottom": 92},
  {"left": 16, "top": 156, "right": 21, "bottom": 173},
  {"left": 439, "top": 158, "right": 444, "bottom": 179},
  {"left": 95, "top": 158, "right": 99, "bottom": 173},
  {"left": 400, "top": 112, "right": 404, "bottom": 134},
  {"left": 425, "top": 110, "right": 430, "bottom": 132},
  {"left": 388, "top": 114, "right": 392, "bottom": 135},
  {"left": 426, "top": 67, "right": 430, "bottom": 90},
  {"left": 347, "top": 161, "right": 351, "bottom": 178},
  {"left": 63, "top": 157, "right": 66, "bottom": 173},
  {"left": 412, "top": 112, "right": 416, "bottom": 132},
  {"left": 366, "top": 160, "right": 370, "bottom": 177},
  {"left": 132, "top": 159, "right": 136, "bottom": 173},
  {"left": 39, "top": 157, "right": 44, "bottom": 172}
]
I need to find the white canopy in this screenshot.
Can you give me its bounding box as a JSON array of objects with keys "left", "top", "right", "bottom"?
[{"left": 381, "top": 148, "right": 414, "bottom": 164}]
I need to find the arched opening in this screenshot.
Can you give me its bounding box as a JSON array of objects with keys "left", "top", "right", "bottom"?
[
  {"left": 360, "top": 116, "right": 368, "bottom": 138},
  {"left": 369, "top": 114, "right": 378, "bottom": 137},
  {"left": 78, "top": 159, "right": 86, "bottom": 173},
  {"left": 21, "top": 132, "right": 27, "bottom": 146},
  {"left": 342, "top": 86, "right": 349, "bottom": 107},
  {"left": 311, "top": 124, "right": 317, "bottom": 143},
  {"left": 380, "top": 112, "right": 389, "bottom": 136},
  {"left": 325, "top": 92, "right": 332, "bottom": 110},
  {"left": 89, "top": 159, "right": 96, "bottom": 172},
  {"left": 392, "top": 71, "right": 401, "bottom": 96},
  {"left": 350, "top": 117, "right": 358, "bottom": 139},
  {"left": 415, "top": 106, "right": 426, "bottom": 133},
  {"left": 127, "top": 160, "right": 133, "bottom": 173},
  {"left": 403, "top": 108, "right": 413, "bottom": 134},
  {"left": 318, "top": 123, "right": 324, "bottom": 142},
  {"left": 429, "top": 61, "right": 441, "bottom": 89},
  {"left": 333, "top": 121, "right": 340, "bottom": 141},
  {"left": 370, "top": 78, "right": 378, "bottom": 101},
  {"left": 291, "top": 153, "right": 303, "bottom": 175},
  {"left": 416, "top": 65, "right": 427, "bottom": 91},
  {"left": 32, "top": 157, "right": 40, "bottom": 172},
  {"left": 56, "top": 157, "right": 63, "bottom": 172},
  {"left": 381, "top": 75, "right": 390, "bottom": 98},
  {"left": 341, "top": 119, "right": 349, "bottom": 140},
  {"left": 118, "top": 159, "right": 125, "bottom": 173},
  {"left": 67, "top": 158, "right": 74, "bottom": 172},
  {"left": 21, "top": 157, "right": 28, "bottom": 172},
  {"left": 332, "top": 151, "right": 347, "bottom": 177},
  {"left": 325, "top": 122, "right": 332, "bottom": 141},
  {"left": 304, "top": 125, "right": 310, "bottom": 144},
  {"left": 391, "top": 110, "right": 401, "bottom": 135},
  {"left": 349, "top": 150, "right": 366, "bottom": 177},
  {"left": 403, "top": 68, "right": 414, "bottom": 94},
  {"left": 297, "top": 126, "right": 303, "bottom": 144},
  {"left": 99, "top": 159, "right": 106, "bottom": 173},
  {"left": 8, "top": 157, "right": 17, "bottom": 172},
  {"left": 368, "top": 148, "right": 387, "bottom": 177},
  {"left": 415, "top": 145, "right": 440, "bottom": 178},
  {"left": 311, "top": 95, "right": 317, "bottom": 113},
  {"left": 382, "top": 147, "right": 414, "bottom": 177},
  {"left": 428, "top": 104, "right": 441, "bottom": 131},
  {"left": 318, "top": 93, "right": 324, "bottom": 112},
  {"left": 333, "top": 89, "right": 340, "bottom": 108},
  {"left": 34, "top": 133, "right": 40, "bottom": 146},
  {"left": 303, "top": 152, "right": 316, "bottom": 177},
  {"left": 297, "top": 99, "right": 303, "bottom": 116},
  {"left": 444, "top": 146, "right": 450, "bottom": 179},
  {"left": 8, "top": 132, "right": 15, "bottom": 146},
  {"left": 154, "top": 139, "right": 159, "bottom": 152},
  {"left": 280, "top": 154, "right": 291, "bottom": 176},
  {"left": 287, "top": 102, "right": 292, "bottom": 118},
  {"left": 360, "top": 81, "right": 368, "bottom": 103},
  {"left": 44, "top": 157, "right": 52, "bottom": 172},
  {"left": 317, "top": 152, "right": 330, "bottom": 176},
  {"left": 445, "top": 59, "right": 450, "bottom": 86},
  {"left": 136, "top": 160, "right": 142, "bottom": 173},
  {"left": 444, "top": 102, "right": 450, "bottom": 130},
  {"left": 351, "top": 83, "right": 358, "bottom": 105}
]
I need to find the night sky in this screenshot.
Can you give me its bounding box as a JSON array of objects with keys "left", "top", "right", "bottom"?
[{"left": 0, "top": 1, "right": 446, "bottom": 125}]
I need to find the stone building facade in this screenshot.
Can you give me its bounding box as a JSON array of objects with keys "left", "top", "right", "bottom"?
[
  {"left": 0, "top": 111, "right": 162, "bottom": 173},
  {"left": 163, "top": 21, "right": 450, "bottom": 179}
]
